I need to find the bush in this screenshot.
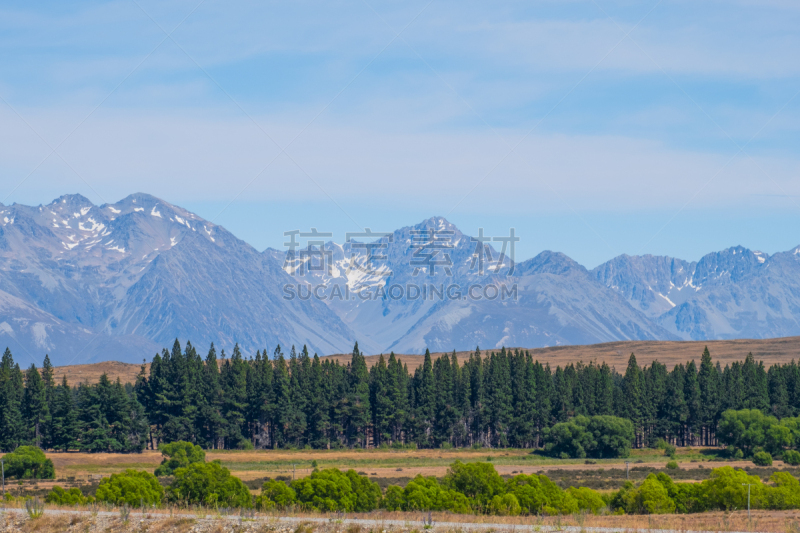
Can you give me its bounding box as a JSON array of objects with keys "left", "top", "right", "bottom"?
[
  {"left": 382, "top": 485, "right": 405, "bottom": 511},
  {"left": 567, "top": 486, "right": 605, "bottom": 514},
  {"left": 666, "top": 461, "right": 679, "bottom": 470},
  {"left": 507, "top": 473, "right": 579, "bottom": 515},
  {"left": 612, "top": 473, "right": 676, "bottom": 514},
  {"left": 698, "top": 466, "right": 761, "bottom": 511},
  {"left": 236, "top": 439, "right": 254, "bottom": 450},
  {"left": 763, "top": 472, "right": 800, "bottom": 510},
  {"left": 396, "top": 475, "right": 471, "bottom": 513},
  {"left": 717, "top": 410, "right": 799, "bottom": 456},
  {"left": 489, "top": 493, "right": 522, "bottom": 516},
  {"left": 544, "top": 415, "right": 634, "bottom": 459},
  {"left": 291, "top": 468, "right": 380, "bottom": 512},
  {"left": 783, "top": 450, "right": 800, "bottom": 466},
  {"left": 346, "top": 470, "right": 382, "bottom": 512},
  {"left": 167, "top": 462, "right": 251, "bottom": 508},
  {"left": 96, "top": 469, "right": 164, "bottom": 506},
  {"left": 154, "top": 441, "right": 206, "bottom": 477},
  {"left": 753, "top": 451, "right": 773, "bottom": 466},
  {"left": 256, "top": 479, "right": 296, "bottom": 510},
  {"left": 46, "top": 486, "right": 89, "bottom": 505},
  {"left": 443, "top": 461, "right": 505, "bottom": 507},
  {"left": 2, "top": 446, "right": 55, "bottom": 480}
]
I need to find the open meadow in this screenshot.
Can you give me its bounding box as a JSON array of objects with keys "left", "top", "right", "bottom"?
[{"left": 6, "top": 446, "right": 797, "bottom": 490}]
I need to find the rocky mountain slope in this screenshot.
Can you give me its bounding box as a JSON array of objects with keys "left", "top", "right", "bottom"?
[
  {"left": 0, "top": 194, "right": 354, "bottom": 364},
  {"left": 592, "top": 246, "right": 800, "bottom": 341}
]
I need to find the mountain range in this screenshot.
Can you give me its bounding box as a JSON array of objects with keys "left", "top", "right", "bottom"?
[{"left": 1, "top": 193, "right": 799, "bottom": 365}]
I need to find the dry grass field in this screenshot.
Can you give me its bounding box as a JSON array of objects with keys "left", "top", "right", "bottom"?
[
  {"left": 17, "top": 446, "right": 795, "bottom": 484},
  {"left": 51, "top": 336, "right": 800, "bottom": 385}
]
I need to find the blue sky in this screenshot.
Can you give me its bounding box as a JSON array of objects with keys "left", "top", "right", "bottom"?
[{"left": 1, "top": 0, "right": 799, "bottom": 267}]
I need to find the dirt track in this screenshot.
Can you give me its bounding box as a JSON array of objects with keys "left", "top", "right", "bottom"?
[{"left": 2, "top": 507, "right": 795, "bottom": 533}]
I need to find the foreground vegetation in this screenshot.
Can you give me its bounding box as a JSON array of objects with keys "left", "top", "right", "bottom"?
[{"left": 20, "top": 442, "right": 800, "bottom": 518}]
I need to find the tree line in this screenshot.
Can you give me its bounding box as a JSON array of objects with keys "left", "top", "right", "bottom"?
[{"left": 0, "top": 341, "right": 799, "bottom": 452}]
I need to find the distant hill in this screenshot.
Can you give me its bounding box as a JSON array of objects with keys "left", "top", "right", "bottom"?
[{"left": 52, "top": 335, "right": 800, "bottom": 385}]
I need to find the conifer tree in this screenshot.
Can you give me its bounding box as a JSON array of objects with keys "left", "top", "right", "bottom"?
[
  {"left": 683, "top": 360, "right": 701, "bottom": 445},
  {"left": 664, "top": 364, "right": 687, "bottom": 445},
  {"left": 308, "top": 354, "right": 331, "bottom": 448},
  {"left": 23, "top": 364, "right": 48, "bottom": 447},
  {"left": 221, "top": 344, "right": 249, "bottom": 448},
  {"left": 199, "top": 344, "right": 226, "bottom": 449},
  {"left": 370, "top": 354, "right": 392, "bottom": 446},
  {"left": 347, "top": 342, "right": 371, "bottom": 447},
  {"left": 467, "top": 348, "right": 486, "bottom": 445},
  {"left": 621, "top": 354, "right": 645, "bottom": 447},
  {"left": 485, "top": 349, "right": 513, "bottom": 446},
  {"left": 742, "top": 353, "right": 770, "bottom": 410},
  {"left": 697, "top": 347, "right": 720, "bottom": 445},
  {"left": 0, "top": 348, "right": 24, "bottom": 451},
  {"left": 41, "top": 354, "right": 55, "bottom": 405},
  {"left": 386, "top": 353, "right": 409, "bottom": 444},
  {"left": 413, "top": 349, "right": 435, "bottom": 446},
  {"left": 49, "top": 376, "right": 78, "bottom": 451}
]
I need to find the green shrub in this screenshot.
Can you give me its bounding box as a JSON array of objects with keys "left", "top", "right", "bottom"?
[
  {"left": 397, "top": 475, "right": 472, "bottom": 513},
  {"left": 382, "top": 485, "right": 404, "bottom": 511},
  {"left": 443, "top": 461, "right": 505, "bottom": 507},
  {"left": 753, "top": 451, "right": 773, "bottom": 466},
  {"left": 507, "top": 473, "right": 578, "bottom": 515},
  {"left": 167, "top": 462, "right": 251, "bottom": 508},
  {"left": 717, "top": 410, "right": 798, "bottom": 456},
  {"left": 782, "top": 450, "right": 800, "bottom": 466},
  {"left": 154, "top": 441, "right": 206, "bottom": 477},
  {"left": 612, "top": 474, "right": 676, "bottom": 514},
  {"left": 544, "top": 415, "right": 634, "bottom": 459},
  {"left": 2, "top": 446, "right": 55, "bottom": 480},
  {"left": 96, "top": 469, "right": 163, "bottom": 506},
  {"left": 236, "top": 439, "right": 254, "bottom": 450},
  {"left": 45, "top": 486, "right": 88, "bottom": 505},
  {"left": 701, "top": 466, "right": 762, "bottom": 511},
  {"left": 291, "top": 468, "right": 380, "bottom": 512},
  {"left": 663, "top": 443, "right": 677, "bottom": 457},
  {"left": 489, "top": 493, "right": 521, "bottom": 516},
  {"left": 567, "top": 486, "right": 605, "bottom": 514},
  {"left": 763, "top": 472, "right": 800, "bottom": 510},
  {"left": 346, "top": 470, "right": 382, "bottom": 512},
  {"left": 666, "top": 461, "right": 679, "bottom": 470},
  {"left": 256, "top": 479, "right": 296, "bottom": 510}
]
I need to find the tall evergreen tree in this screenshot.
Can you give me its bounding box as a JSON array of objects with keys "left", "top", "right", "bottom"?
[
  {"left": 347, "top": 343, "right": 371, "bottom": 447},
  {"left": 23, "top": 364, "right": 48, "bottom": 447},
  {"left": 697, "top": 347, "right": 720, "bottom": 445},
  {"left": 49, "top": 376, "right": 78, "bottom": 451},
  {"left": 684, "top": 360, "right": 701, "bottom": 445},
  {"left": 0, "top": 348, "right": 24, "bottom": 451}
]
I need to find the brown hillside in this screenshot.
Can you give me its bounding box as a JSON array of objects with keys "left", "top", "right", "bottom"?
[
  {"left": 51, "top": 336, "right": 800, "bottom": 385},
  {"left": 322, "top": 336, "right": 800, "bottom": 372}
]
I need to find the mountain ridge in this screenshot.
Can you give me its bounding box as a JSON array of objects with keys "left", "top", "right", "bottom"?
[{"left": 2, "top": 193, "right": 800, "bottom": 364}]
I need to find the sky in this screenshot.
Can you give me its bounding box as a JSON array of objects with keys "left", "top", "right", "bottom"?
[{"left": 1, "top": 0, "right": 798, "bottom": 268}]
